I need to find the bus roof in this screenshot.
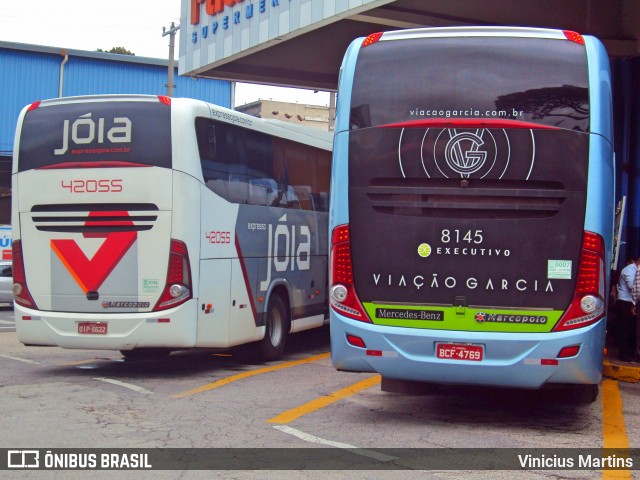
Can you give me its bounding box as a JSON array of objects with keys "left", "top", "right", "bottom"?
[
  {"left": 372, "top": 26, "right": 576, "bottom": 42},
  {"left": 22, "top": 94, "right": 333, "bottom": 152}
]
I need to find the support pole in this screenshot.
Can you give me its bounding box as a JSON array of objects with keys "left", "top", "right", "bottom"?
[{"left": 162, "top": 22, "right": 180, "bottom": 97}]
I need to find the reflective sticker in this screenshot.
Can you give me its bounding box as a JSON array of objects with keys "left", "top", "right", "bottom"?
[
  {"left": 142, "top": 279, "right": 159, "bottom": 293},
  {"left": 548, "top": 260, "right": 572, "bottom": 280}
]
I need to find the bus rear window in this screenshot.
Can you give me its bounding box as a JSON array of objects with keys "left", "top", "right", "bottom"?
[
  {"left": 350, "top": 37, "right": 589, "bottom": 131},
  {"left": 18, "top": 101, "right": 171, "bottom": 171}
]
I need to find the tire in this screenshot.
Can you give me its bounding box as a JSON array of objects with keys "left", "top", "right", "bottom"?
[
  {"left": 381, "top": 377, "right": 440, "bottom": 395},
  {"left": 120, "top": 348, "right": 172, "bottom": 361},
  {"left": 259, "top": 294, "right": 290, "bottom": 361},
  {"left": 571, "top": 384, "right": 599, "bottom": 404}
]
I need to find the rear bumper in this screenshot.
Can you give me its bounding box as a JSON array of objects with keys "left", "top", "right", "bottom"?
[
  {"left": 15, "top": 300, "right": 198, "bottom": 351},
  {"left": 330, "top": 312, "right": 605, "bottom": 388}
]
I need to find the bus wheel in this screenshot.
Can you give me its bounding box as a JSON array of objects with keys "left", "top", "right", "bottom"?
[
  {"left": 260, "top": 294, "right": 290, "bottom": 361},
  {"left": 120, "top": 348, "right": 172, "bottom": 361},
  {"left": 381, "top": 377, "right": 440, "bottom": 395},
  {"left": 571, "top": 384, "right": 599, "bottom": 404}
]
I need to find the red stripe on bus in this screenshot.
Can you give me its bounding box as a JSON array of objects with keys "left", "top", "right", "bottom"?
[
  {"left": 37, "top": 161, "right": 152, "bottom": 169},
  {"left": 234, "top": 235, "right": 258, "bottom": 324}
]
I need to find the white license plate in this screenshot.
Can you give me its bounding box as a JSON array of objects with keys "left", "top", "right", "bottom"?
[
  {"left": 436, "top": 343, "right": 483, "bottom": 361},
  {"left": 78, "top": 322, "right": 107, "bottom": 335}
]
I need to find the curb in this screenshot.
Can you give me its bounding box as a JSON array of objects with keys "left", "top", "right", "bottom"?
[{"left": 603, "top": 359, "right": 640, "bottom": 383}]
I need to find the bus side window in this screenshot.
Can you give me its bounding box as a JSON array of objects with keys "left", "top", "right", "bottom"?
[
  {"left": 285, "top": 186, "right": 301, "bottom": 209},
  {"left": 197, "top": 117, "right": 235, "bottom": 202},
  {"left": 293, "top": 185, "right": 312, "bottom": 210},
  {"left": 206, "top": 124, "right": 217, "bottom": 158},
  {"left": 249, "top": 178, "right": 278, "bottom": 206},
  {"left": 206, "top": 179, "right": 229, "bottom": 199},
  {"left": 228, "top": 174, "right": 250, "bottom": 204}
]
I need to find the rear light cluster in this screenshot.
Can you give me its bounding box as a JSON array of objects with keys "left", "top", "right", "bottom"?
[
  {"left": 153, "top": 239, "right": 192, "bottom": 311},
  {"left": 329, "top": 225, "right": 370, "bottom": 322},
  {"left": 27, "top": 101, "right": 41, "bottom": 112},
  {"left": 563, "top": 30, "right": 585, "bottom": 45},
  {"left": 12, "top": 240, "right": 37, "bottom": 309},
  {"left": 554, "top": 231, "right": 606, "bottom": 331},
  {"left": 362, "top": 32, "right": 383, "bottom": 47}
]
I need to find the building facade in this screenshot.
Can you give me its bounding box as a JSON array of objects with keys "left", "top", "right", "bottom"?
[{"left": 236, "top": 99, "right": 332, "bottom": 131}]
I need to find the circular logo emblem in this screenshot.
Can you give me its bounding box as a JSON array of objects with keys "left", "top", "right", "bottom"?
[
  {"left": 417, "top": 243, "right": 432, "bottom": 258},
  {"left": 475, "top": 312, "right": 486, "bottom": 323},
  {"left": 435, "top": 129, "right": 497, "bottom": 178},
  {"left": 397, "top": 127, "right": 535, "bottom": 180},
  {"left": 444, "top": 131, "right": 489, "bottom": 176}
]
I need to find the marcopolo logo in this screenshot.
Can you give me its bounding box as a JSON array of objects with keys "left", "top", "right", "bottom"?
[
  {"left": 102, "top": 301, "right": 150, "bottom": 309},
  {"left": 475, "top": 312, "right": 548, "bottom": 324},
  {"left": 397, "top": 127, "right": 536, "bottom": 180}
]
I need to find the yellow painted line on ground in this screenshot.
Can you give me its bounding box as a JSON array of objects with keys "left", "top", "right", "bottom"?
[
  {"left": 603, "top": 360, "right": 640, "bottom": 383},
  {"left": 172, "top": 352, "right": 330, "bottom": 398},
  {"left": 267, "top": 374, "right": 381, "bottom": 424},
  {"left": 601, "top": 379, "right": 631, "bottom": 480}
]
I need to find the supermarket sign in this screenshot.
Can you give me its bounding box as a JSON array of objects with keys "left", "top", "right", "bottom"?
[{"left": 180, "top": 0, "right": 390, "bottom": 77}]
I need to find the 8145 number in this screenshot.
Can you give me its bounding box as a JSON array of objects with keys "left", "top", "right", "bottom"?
[{"left": 441, "top": 229, "right": 483, "bottom": 244}]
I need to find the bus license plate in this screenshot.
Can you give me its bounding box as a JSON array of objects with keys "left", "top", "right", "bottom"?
[
  {"left": 78, "top": 322, "right": 107, "bottom": 335},
  {"left": 436, "top": 343, "right": 483, "bottom": 361}
]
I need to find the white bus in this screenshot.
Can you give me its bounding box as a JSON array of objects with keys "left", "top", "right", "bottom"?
[{"left": 12, "top": 95, "right": 332, "bottom": 360}]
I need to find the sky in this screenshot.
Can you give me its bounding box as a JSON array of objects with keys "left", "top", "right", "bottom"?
[{"left": 0, "top": 0, "right": 330, "bottom": 107}]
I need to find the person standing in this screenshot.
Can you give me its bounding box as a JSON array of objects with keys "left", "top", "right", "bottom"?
[
  {"left": 632, "top": 262, "right": 640, "bottom": 361},
  {"left": 617, "top": 256, "right": 640, "bottom": 361}
]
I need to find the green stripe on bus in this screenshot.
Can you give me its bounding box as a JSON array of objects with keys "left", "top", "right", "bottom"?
[{"left": 363, "top": 303, "right": 562, "bottom": 333}]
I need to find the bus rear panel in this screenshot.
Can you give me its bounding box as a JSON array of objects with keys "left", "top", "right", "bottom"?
[
  {"left": 329, "top": 28, "right": 614, "bottom": 390},
  {"left": 12, "top": 96, "right": 196, "bottom": 350},
  {"left": 13, "top": 95, "right": 332, "bottom": 358}
]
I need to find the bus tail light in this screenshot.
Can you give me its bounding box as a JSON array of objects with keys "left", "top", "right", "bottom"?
[
  {"left": 27, "top": 101, "right": 41, "bottom": 112},
  {"left": 154, "top": 239, "right": 192, "bottom": 311},
  {"left": 554, "top": 232, "right": 605, "bottom": 331},
  {"left": 362, "top": 32, "right": 383, "bottom": 47},
  {"left": 12, "top": 240, "right": 38, "bottom": 309},
  {"left": 563, "top": 30, "right": 585, "bottom": 45},
  {"left": 330, "top": 225, "right": 371, "bottom": 322},
  {"left": 558, "top": 345, "right": 581, "bottom": 358},
  {"left": 346, "top": 334, "right": 367, "bottom": 348}
]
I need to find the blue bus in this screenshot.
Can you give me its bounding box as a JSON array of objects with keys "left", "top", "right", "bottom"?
[{"left": 329, "top": 27, "right": 614, "bottom": 402}]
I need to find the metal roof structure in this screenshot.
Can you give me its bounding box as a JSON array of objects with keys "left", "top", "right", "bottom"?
[{"left": 180, "top": 0, "right": 639, "bottom": 91}]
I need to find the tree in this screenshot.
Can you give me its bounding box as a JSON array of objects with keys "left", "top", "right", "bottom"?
[
  {"left": 495, "top": 85, "right": 588, "bottom": 130},
  {"left": 96, "top": 47, "right": 135, "bottom": 56}
]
